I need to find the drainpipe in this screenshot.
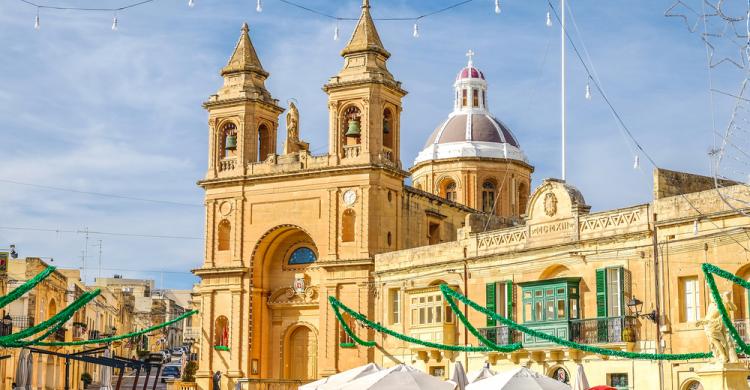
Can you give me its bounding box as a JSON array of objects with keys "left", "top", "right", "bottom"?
[{"left": 651, "top": 212, "right": 664, "bottom": 390}]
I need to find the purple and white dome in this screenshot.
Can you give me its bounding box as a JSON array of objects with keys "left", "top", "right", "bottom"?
[{"left": 414, "top": 51, "right": 527, "bottom": 165}]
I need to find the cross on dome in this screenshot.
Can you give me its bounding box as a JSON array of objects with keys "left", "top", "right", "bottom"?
[{"left": 466, "top": 49, "right": 475, "bottom": 66}]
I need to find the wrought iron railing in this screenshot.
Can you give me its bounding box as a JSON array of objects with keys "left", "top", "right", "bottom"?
[
  {"left": 53, "top": 327, "right": 67, "bottom": 341},
  {"left": 570, "top": 316, "right": 638, "bottom": 344},
  {"left": 734, "top": 319, "right": 750, "bottom": 344},
  {"left": 72, "top": 324, "right": 86, "bottom": 340},
  {"left": 10, "top": 316, "right": 34, "bottom": 331},
  {"left": 478, "top": 325, "right": 522, "bottom": 345},
  {"left": 88, "top": 330, "right": 101, "bottom": 340}
]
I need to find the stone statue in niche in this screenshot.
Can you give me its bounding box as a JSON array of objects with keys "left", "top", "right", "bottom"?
[
  {"left": 697, "top": 290, "right": 739, "bottom": 364},
  {"left": 284, "top": 101, "right": 309, "bottom": 154}
]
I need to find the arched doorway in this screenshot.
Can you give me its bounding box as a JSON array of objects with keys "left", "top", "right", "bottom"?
[{"left": 285, "top": 325, "right": 317, "bottom": 380}]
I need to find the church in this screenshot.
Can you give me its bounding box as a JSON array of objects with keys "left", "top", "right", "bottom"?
[{"left": 193, "top": 1, "right": 750, "bottom": 389}]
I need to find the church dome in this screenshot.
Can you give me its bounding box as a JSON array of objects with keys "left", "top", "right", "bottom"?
[{"left": 414, "top": 51, "right": 527, "bottom": 165}]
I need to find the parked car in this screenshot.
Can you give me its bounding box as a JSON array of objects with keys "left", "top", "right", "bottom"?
[
  {"left": 171, "top": 349, "right": 183, "bottom": 357},
  {"left": 147, "top": 352, "right": 168, "bottom": 363},
  {"left": 161, "top": 365, "right": 181, "bottom": 382}
]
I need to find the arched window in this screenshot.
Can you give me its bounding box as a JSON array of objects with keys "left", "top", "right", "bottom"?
[
  {"left": 482, "top": 180, "right": 496, "bottom": 213},
  {"left": 472, "top": 88, "right": 479, "bottom": 107},
  {"left": 441, "top": 180, "right": 457, "bottom": 202},
  {"left": 257, "top": 124, "right": 271, "bottom": 162},
  {"left": 383, "top": 109, "right": 393, "bottom": 150},
  {"left": 221, "top": 123, "right": 238, "bottom": 158},
  {"left": 342, "top": 209, "right": 356, "bottom": 242},
  {"left": 217, "top": 220, "right": 231, "bottom": 251},
  {"left": 685, "top": 381, "right": 703, "bottom": 390},
  {"left": 461, "top": 90, "right": 467, "bottom": 107},
  {"left": 343, "top": 106, "right": 362, "bottom": 147},
  {"left": 48, "top": 299, "right": 57, "bottom": 320},
  {"left": 214, "top": 316, "right": 229, "bottom": 347},
  {"left": 518, "top": 182, "right": 529, "bottom": 215},
  {"left": 288, "top": 247, "right": 317, "bottom": 265}
]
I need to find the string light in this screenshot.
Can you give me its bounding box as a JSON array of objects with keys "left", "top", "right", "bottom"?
[
  {"left": 585, "top": 81, "right": 591, "bottom": 100},
  {"left": 413, "top": 22, "right": 419, "bottom": 38},
  {"left": 111, "top": 14, "right": 118, "bottom": 31},
  {"left": 494, "top": 0, "right": 501, "bottom": 14},
  {"left": 34, "top": 8, "right": 40, "bottom": 30},
  {"left": 256, "top": 0, "right": 262, "bottom": 13},
  {"left": 188, "top": 0, "right": 194, "bottom": 8},
  {"left": 633, "top": 154, "right": 640, "bottom": 169},
  {"left": 693, "top": 219, "right": 699, "bottom": 235},
  {"left": 546, "top": 10, "right": 552, "bottom": 27},
  {"left": 333, "top": 23, "right": 339, "bottom": 41}
]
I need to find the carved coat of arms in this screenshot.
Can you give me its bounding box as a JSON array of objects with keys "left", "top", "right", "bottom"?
[
  {"left": 293, "top": 275, "right": 306, "bottom": 294},
  {"left": 544, "top": 192, "right": 558, "bottom": 217}
]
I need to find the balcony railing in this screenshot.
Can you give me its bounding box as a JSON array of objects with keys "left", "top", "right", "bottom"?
[
  {"left": 88, "top": 330, "right": 101, "bottom": 340},
  {"left": 11, "top": 316, "right": 34, "bottom": 331},
  {"left": 53, "top": 327, "right": 67, "bottom": 342},
  {"left": 72, "top": 324, "right": 87, "bottom": 340},
  {"left": 343, "top": 144, "right": 361, "bottom": 159},
  {"left": 570, "top": 316, "right": 638, "bottom": 344},
  {"left": 478, "top": 325, "right": 522, "bottom": 345}
]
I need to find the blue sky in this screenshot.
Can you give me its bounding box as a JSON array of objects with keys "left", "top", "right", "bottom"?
[{"left": 0, "top": 0, "right": 744, "bottom": 289}]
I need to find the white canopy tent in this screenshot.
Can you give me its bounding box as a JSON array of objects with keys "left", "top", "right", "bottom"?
[
  {"left": 335, "top": 364, "right": 455, "bottom": 390},
  {"left": 467, "top": 367, "right": 496, "bottom": 383},
  {"left": 298, "top": 363, "right": 381, "bottom": 390},
  {"left": 450, "top": 361, "right": 470, "bottom": 390},
  {"left": 571, "top": 364, "right": 590, "bottom": 390},
  {"left": 466, "top": 367, "right": 571, "bottom": 390}
]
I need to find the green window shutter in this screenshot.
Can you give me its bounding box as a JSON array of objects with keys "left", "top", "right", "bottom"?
[
  {"left": 596, "top": 268, "right": 608, "bottom": 318},
  {"left": 486, "top": 283, "right": 497, "bottom": 326},
  {"left": 506, "top": 282, "right": 513, "bottom": 321}
]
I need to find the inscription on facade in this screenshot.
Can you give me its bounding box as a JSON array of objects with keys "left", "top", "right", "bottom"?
[{"left": 529, "top": 220, "right": 575, "bottom": 237}]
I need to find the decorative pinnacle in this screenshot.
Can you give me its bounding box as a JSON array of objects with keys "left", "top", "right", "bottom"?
[
  {"left": 241, "top": 22, "right": 249, "bottom": 34},
  {"left": 362, "top": 0, "right": 370, "bottom": 9}
]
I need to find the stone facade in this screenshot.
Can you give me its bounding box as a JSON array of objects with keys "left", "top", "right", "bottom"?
[{"left": 192, "top": 2, "right": 750, "bottom": 390}]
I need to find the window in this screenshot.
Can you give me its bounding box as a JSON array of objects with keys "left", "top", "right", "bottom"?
[
  {"left": 339, "top": 312, "right": 355, "bottom": 344},
  {"left": 681, "top": 276, "right": 700, "bottom": 322},
  {"left": 482, "top": 90, "right": 486, "bottom": 108},
  {"left": 410, "top": 291, "right": 450, "bottom": 326},
  {"left": 472, "top": 88, "right": 479, "bottom": 107},
  {"left": 486, "top": 281, "right": 513, "bottom": 326},
  {"left": 429, "top": 367, "right": 445, "bottom": 377},
  {"left": 217, "top": 220, "right": 231, "bottom": 251},
  {"left": 389, "top": 288, "right": 400, "bottom": 324},
  {"left": 609, "top": 373, "right": 629, "bottom": 390},
  {"left": 596, "top": 267, "right": 631, "bottom": 318},
  {"left": 462, "top": 89, "right": 467, "bottom": 107},
  {"left": 521, "top": 279, "right": 579, "bottom": 323},
  {"left": 214, "top": 316, "right": 229, "bottom": 347},
  {"left": 518, "top": 182, "right": 528, "bottom": 215},
  {"left": 342, "top": 209, "right": 355, "bottom": 242},
  {"left": 383, "top": 109, "right": 394, "bottom": 149},
  {"left": 288, "top": 247, "right": 316, "bottom": 265},
  {"left": 481, "top": 180, "right": 496, "bottom": 213},
  {"left": 443, "top": 181, "right": 457, "bottom": 202},
  {"left": 428, "top": 222, "right": 441, "bottom": 245}
]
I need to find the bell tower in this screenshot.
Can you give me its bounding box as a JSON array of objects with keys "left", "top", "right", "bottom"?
[
  {"left": 204, "top": 23, "right": 284, "bottom": 179},
  {"left": 323, "top": 0, "right": 406, "bottom": 168}
]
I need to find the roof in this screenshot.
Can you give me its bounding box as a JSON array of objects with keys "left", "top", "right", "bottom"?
[
  {"left": 341, "top": 0, "right": 390, "bottom": 59},
  {"left": 221, "top": 23, "right": 267, "bottom": 77},
  {"left": 425, "top": 114, "right": 519, "bottom": 147}
]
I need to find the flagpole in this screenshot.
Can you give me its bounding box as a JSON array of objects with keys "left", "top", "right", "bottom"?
[{"left": 561, "top": 0, "right": 567, "bottom": 181}]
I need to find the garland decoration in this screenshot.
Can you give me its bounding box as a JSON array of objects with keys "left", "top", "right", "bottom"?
[
  {"left": 36, "top": 309, "right": 199, "bottom": 346},
  {"left": 328, "top": 296, "right": 491, "bottom": 352},
  {"left": 701, "top": 263, "right": 750, "bottom": 354},
  {"left": 0, "top": 266, "right": 55, "bottom": 309}
]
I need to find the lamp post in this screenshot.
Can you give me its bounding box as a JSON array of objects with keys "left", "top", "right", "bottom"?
[{"left": 626, "top": 296, "right": 657, "bottom": 323}]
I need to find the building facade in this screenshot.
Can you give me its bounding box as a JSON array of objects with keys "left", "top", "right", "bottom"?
[{"left": 193, "top": 2, "right": 750, "bottom": 390}]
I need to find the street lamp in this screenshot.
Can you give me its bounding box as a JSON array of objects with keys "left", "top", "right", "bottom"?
[
  {"left": 2, "top": 314, "right": 12, "bottom": 336},
  {"left": 626, "top": 296, "right": 657, "bottom": 323}
]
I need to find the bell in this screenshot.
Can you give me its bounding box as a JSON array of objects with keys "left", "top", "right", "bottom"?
[
  {"left": 383, "top": 120, "right": 390, "bottom": 134},
  {"left": 345, "top": 119, "right": 361, "bottom": 137},
  {"left": 225, "top": 134, "right": 237, "bottom": 150}
]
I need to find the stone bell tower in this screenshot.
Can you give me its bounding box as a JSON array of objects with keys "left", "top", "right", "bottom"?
[
  {"left": 204, "top": 23, "right": 284, "bottom": 180},
  {"left": 323, "top": 0, "right": 406, "bottom": 168}
]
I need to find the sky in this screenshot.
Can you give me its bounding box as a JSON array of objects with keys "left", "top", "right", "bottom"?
[{"left": 0, "top": 0, "right": 745, "bottom": 289}]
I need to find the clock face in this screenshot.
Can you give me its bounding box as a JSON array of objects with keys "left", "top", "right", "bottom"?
[{"left": 343, "top": 190, "right": 357, "bottom": 206}]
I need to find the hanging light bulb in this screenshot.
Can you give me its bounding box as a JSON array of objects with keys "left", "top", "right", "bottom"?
[
  {"left": 633, "top": 154, "right": 640, "bottom": 169},
  {"left": 111, "top": 15, "right": 118, "bottom": 31},
  {"left": 585, "top": 82, "right": 592, "bottom": 100},
  {"left": 693, "top": 219, "right": 699, "bottom": 235},
  {"left": 413, "top": 22, "right": 419, "bottom": 38},
  {"left": 546, "top": 10, "right": 552, "bottom": 27},
  {"left": 494, "top": 0, "right": 501, "bottom": 14},
  {"left": 188, "top": 0, "right": 194, "bottom": 7},
  {"left": 256, "top": 0, "right": 262, "bottom": 13},
  {"left": 333, "top": 24, "right": 340, "bottom": 41},
  {"left": 34, "top": 10, "right": 40, "bottom": 30}
]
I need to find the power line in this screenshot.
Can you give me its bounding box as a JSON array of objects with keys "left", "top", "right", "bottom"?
[
  {"left": 0, "top": 226, "right": 202, "bottom": 240},
  {"left": 275, "top": 0, "right": 475, "bottom": 21},
  {"left": 0, "top": 179, "right": 201, "bottom": 207},
  {"left": 17, "top": 0, "right": 157, "bottom": 12}
]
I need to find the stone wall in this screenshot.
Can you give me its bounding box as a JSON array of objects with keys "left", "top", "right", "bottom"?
[{"left": 653, "top": 168, "right": 737, "bottom": 199}]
